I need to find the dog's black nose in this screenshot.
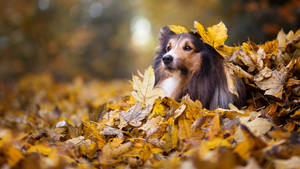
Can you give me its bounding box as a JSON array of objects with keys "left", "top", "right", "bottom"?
[{"left": 162, "top": 55, "right": 173, "bottom": 65}]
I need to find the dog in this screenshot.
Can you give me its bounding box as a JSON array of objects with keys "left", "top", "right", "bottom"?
[{"left": 153, "top": 26, "right": 246, "bottom": 109}]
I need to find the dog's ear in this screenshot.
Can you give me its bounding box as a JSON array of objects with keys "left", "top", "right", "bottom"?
[{"left": 159, "top": 26, "right": 175, "bottom": 47}]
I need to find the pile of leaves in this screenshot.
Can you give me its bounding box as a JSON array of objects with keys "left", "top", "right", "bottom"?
[{"left": 0, "top": 22, "right": 300, "bottom": 169}]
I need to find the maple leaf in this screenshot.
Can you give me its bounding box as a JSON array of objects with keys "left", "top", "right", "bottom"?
[
  {"left": 139, "top": 116, "right": 164, "bottom": 138},
  {"left": 194, "top": 21, "right": 228, "bottom": 48},
  {"left": 168, "top": 25, "right": 191, "bottom": 34},
  {"left": 120, "top": 102, "right": 152, "bottom": 127},
  {"left": 254, "top": 67, "right": 286, "bottom": 99},
  {"left": 277, "top": 29, "right": 300, "bottom": 50},
  {"left": 194, "top": 21, "right": 239, "bottom": 57},
  {"left": 238, "top": 114, "right": 273, "bottom": 138},
  {"left": 131, "top": 66, "right": 165, "bottom": 107}
]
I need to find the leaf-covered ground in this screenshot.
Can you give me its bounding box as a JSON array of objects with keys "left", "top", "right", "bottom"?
[{"left": 0, "top": 22, "right": 300, "bottom": 169}]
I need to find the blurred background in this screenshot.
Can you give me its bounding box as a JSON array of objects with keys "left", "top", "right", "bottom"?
[{"left": 0, "top": 0, "right": 299, "bottom": 82}]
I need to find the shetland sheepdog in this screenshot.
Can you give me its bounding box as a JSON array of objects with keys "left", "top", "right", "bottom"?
[{"left": 153, "top": 26, "right": 246, "bottom": 109}]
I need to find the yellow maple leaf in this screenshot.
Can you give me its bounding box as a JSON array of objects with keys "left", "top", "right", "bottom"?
[
  {"left": 194, "top": 21, "right": 237, "bottom": 57},
  {"left": 207, "top": 21, "right": 228, "bottom": 47},
  {"left": 194, "top": 21, "right": 211, "bottom": 45},
  {"left": 168, "top": 25, "right": 191, "bottom": 34},
  {"left": 194, "top": 21, "right": 228, "bottom": 48},
  {"left": 131, "top": 66, "right": 165, "bottom": 107}
]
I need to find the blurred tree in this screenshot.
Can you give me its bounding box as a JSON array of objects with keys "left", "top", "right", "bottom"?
[
  {"left": 0, "top": 0, "right": 134, "bottom": 81},
  {"left": 220, "top": 0, "right": 300, "bottom": 44},
  {"left": 0, "top": 0, "right": 299, "bottom": 81},
  {"left": 137, "top": 0, "right": 299, "bottom": 44}
]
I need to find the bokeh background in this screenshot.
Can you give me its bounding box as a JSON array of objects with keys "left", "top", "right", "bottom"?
[{"left": 1, "top": 0, "right": 299, "bottom": 82}]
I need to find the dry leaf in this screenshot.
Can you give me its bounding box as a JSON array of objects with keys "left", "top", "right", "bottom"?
[
  {"left": 240, "top": 116, "right": 273, "bottom": 137},
  {"left": 120, "top": 103, "right": 152, "bottom": 127},
  {"left": 224, "top": 63, "right": 239, "bottom": 96},
  {"left": 194, "top": 21, "right": 228, "bottom": 48},
  {"left": 254, "top": 67, "right": 286, "bottom": 99},
  {"left": 101, "top": 126, "right": 124, "bottom": 139},
  {"left": 131, "top": 66, "right": 165, "bottom": 107},
  {"left": 168, "top": 25, "right": 191, "bottom": 34},
  {"left": 274, "top": 156, "right": 300, "bottom": 169},
  {"left": 139, "top": 116, "right": 164, "bottom": 138}
]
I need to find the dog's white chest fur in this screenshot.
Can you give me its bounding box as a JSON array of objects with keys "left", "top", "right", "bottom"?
[{"left": 159, "top": 72, "right": 181, "bottom": 97}]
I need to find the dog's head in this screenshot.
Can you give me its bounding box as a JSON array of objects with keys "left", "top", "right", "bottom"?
[{"left": 157, "top": 26, "right": 206, "bottom": 75}]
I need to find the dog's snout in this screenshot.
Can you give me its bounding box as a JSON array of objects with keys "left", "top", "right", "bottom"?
[{"left": 162, "top": 55, "right": 173, "bottom": 65}]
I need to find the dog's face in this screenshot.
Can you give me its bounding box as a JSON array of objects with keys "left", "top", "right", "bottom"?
[{"left": 158, "top": 27, "right": 205, "bottom": 75}]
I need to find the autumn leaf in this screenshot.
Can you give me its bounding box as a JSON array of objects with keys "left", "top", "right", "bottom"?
[
  {"left": 27, "top": 144, "right": 53, "bottom": 155},
  {"left": 207, "top": 21, "right": 228, "bottom": 47},
  {"left": 168, "top": 25, "right": 191, "bottom": 34},
  {"left": 194, "top": 21, "right": 227, "bottom": 47},
  {"left": 274, "top": 156, "right": 300, "bottom": 169},
  {"left": 139, "top": 116, "right": 164, "bottom": 138},
  {"left": 239, "top": 114, "right": 273, "bottom": 137},
  {"left": 162, "top": 125, "right": 178, "bottom": 152},
  {"left": 194, "top": 21, "right": 239, "bottom": 57},
  {"left": 207, "top": 114, "right": 222, "bottom": 140},
  {"left": 234, "top": 125, "right": 266, "bottom": 160},
  {"left": 194, "top": 21, "right": 211, "bottom": 45},
  {"left": 224, "top": 63, "right": 239, "bottom": 96},
  {"left": 131, "top": 66, "right": 165, "bottom": 107},
  {"left": 7, "top": 146, "right": 24, "bottom": 166},
  {"left": 120, "top": 102, "right": 153, "bottom": 127},
  {"left": 254, "top": 67, "right": 286, "bottom": 99}
]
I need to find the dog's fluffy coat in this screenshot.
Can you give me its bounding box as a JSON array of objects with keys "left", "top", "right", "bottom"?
[{"left": 153, "top": 26, "right": 245, "bottom": 109}]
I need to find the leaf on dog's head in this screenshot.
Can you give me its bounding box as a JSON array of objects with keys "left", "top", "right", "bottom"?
[
  {"left": 194, "top": 21, "right": 211, "bottom": 45},
  {"left": 207, "top": 21, "right": 228, "bottom": 47},
  {"left": 194, "top": 21, "right": 235, "bottom": 57},
  {"left": 131, "top": 66, "right": 165, "bottom": 107},
  {"left": 194, "top": 21, "right": 228, "bottom": 48},
  {"left": 168, "top": 25, "right": 191, "bottom": 34}
]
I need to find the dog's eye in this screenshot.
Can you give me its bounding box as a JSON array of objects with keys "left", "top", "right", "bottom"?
[
  {"left": 166, "top": 46, "right": 171, "bottom": 52},
  {"left": 183, "top": 45, "right": 192, "bottom": 51}
]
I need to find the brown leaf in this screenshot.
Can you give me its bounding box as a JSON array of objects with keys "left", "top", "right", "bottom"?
[
  {"left": 254, "top": 67, "right": 286, "bottom": 99},
  {"left": 274, "top": 156, "right": 300, "bottom": 169},
  {"left": 120, "top": 103, "right": 152, "bottom": 127},
  {"left": 139, "top": 116, "right": 164, "bottom": 138}
]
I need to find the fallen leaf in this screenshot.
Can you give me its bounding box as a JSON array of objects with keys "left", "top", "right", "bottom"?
[
  {"left": 120, "top": 103, "right": 152, "bottom": 127},
  {"left": 254, "top": 68, "right": 286, "bottom": 99},
  {"left": 131, "top": 66, "right": 165, "bottom": 107},
  {"left": 101, "top": 126, "right": 124, "bottom": 139},
  {"left": 240, "top": 116, "right": 273, "bottom": 137},
  {"left": 274, "top": 156, "right": 300, "bottom": 169},
  {"left": 139, "top": 116, "right": 164, "bottom": 138}
]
